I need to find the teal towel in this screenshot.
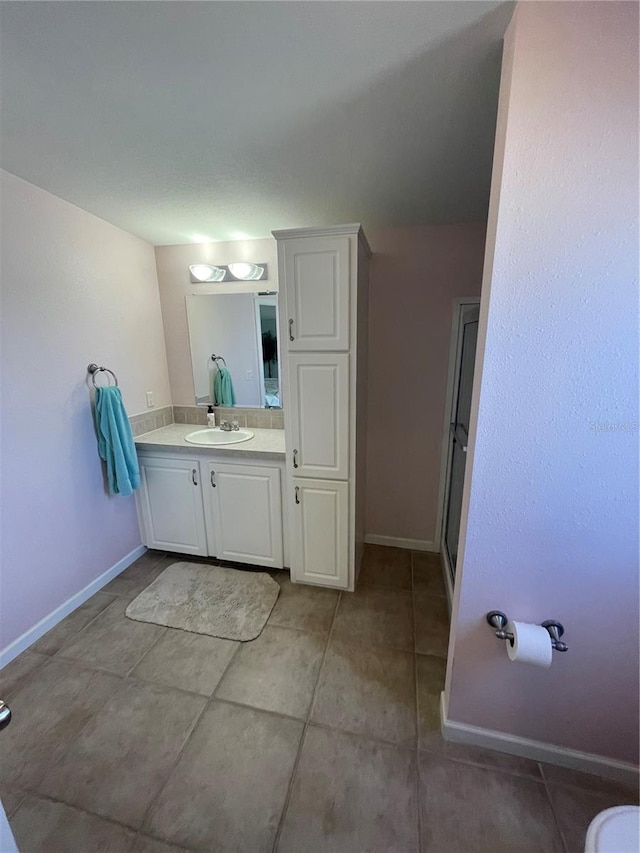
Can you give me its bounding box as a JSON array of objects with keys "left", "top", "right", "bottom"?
[
  {"left": 214, "top": 367, "right": 236, "bottom": 406},
  {"left": 95, "top": 386, "right": 140, "bottom": 496}
]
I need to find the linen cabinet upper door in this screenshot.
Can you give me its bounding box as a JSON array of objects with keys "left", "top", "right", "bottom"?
[
  {"left": 283, "top": 236, "right": 350, "bottom": 351},
  {"left": 288, "top": 353, "right": 349, "bottom": 481}
]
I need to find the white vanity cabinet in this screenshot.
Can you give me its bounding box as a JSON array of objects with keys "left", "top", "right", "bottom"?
[
  {"left": 138, "top": 456, "right": 208, "bottom": 556},
  {"left": 286, "top": 353, "right": 350, "bottom": 480},
  {"left": 281, "top": 235, "right": 351, "bottom": 351},
  {"left": 203, "top": 462, "right": 283, "bottom": 569},
  {"left": 291, "top": 478, "right": 349, "bottom": 588},
  {"left": 136, "top": 452, "right": 285, "bottom": 568},
  {"left": 274, "top": 224, "right": 370, "bottom": 590}
]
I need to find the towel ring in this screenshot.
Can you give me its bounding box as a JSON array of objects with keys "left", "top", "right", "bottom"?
[
  {"left": 211, "top": 354, "right": 227, "bottom": 368},
  {"left": 87, "top": 363, "right": 119, "bottom": 388}
]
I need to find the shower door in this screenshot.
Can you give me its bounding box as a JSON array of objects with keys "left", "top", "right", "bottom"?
[{"left": 442, "top": 303, "right": 479, "bottom": 582}]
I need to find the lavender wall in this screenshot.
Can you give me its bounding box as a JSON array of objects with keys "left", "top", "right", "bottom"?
[
  {"left": 445, "top": 2, "right": 639, "bottom": 764},
  {"left": 0, "top": 171, "right": 171, "bottom": 650},
  {"left": 365, "top": 224, "right": 486, "bottom": 546}
]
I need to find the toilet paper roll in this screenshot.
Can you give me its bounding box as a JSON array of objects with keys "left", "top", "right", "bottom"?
[{"left": 506, "top": 620, "right": 553, "bottom": 667}]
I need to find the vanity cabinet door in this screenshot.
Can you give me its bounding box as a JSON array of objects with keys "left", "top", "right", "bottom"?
[
  {"left": 290, "top": 478, "right": 349, "bottom": 589},
  {"left": 138, "top": 456, "right": 208, "bottom": 556},
  {"left": 282, "top": 236, "right": 350, "bottom": 351},
  {"left": 207, "top": 463, "right": 283, "bottom": 569},
  {"left": 288, "top": 353, "right": 349, "bottom": 480}
]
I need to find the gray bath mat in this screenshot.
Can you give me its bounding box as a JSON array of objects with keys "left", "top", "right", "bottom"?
[{"left": 125, "top": 562, "right": 280, "bottom": 642}]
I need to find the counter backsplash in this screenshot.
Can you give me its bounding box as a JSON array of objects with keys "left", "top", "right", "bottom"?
[
  {"left": 130, "top": 405, "right": 284, "bottom": 436},
  {"left": 129, "top": 406, "right": 173, "bottom": 437}
]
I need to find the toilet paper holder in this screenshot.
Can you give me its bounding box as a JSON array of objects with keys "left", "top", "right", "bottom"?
[{"left": 486, "top": 611, "right": 568, "bottom": 652}]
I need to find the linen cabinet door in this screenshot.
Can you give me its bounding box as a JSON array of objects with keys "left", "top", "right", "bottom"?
[
  {"left": 138, "top": 456, "right": 208, "bottom": 556},
  {"left": 208, "top": 462, "right": 283, "bottom": 569},
  {"left": 288, "top": 353, "right": 349, "bottom": 480},
  {"left": 283, "top": 236, "right": 350, "bottom": 351},
  {"left": 290, "top": 478, "right": 349, "bottom": 589}
]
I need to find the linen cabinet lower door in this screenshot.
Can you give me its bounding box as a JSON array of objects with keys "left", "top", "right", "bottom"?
[
  {"left": 207, "top": 463, "right": 283, "bottom": 569},
  {"left": 138, "top": 456, "right": 208, "bottom": 556},
  {"left": 290, "top": 478, "right": 349, "bottom": 589}
]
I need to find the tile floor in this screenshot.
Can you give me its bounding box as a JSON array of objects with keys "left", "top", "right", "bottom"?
[{"left": 1, "top": 545, "right": 637, "bottom": 852}]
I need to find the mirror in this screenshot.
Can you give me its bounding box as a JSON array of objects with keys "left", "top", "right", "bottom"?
[{"left": 186, "top": 293, "right": 282, "bottom": 408}]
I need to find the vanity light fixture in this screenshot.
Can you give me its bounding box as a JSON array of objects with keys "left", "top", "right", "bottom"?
[
  {"left": 189, "top": 264, "right": 226, "bottom": 282},
  {"left": 227, "top": 262, "right": 265, "bottom": 281},
  {"left": 189, "top": 263, "right": 268, "bottom": 283}
]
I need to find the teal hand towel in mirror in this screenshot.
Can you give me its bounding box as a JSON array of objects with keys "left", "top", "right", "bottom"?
[
  {"left": 95, "top": 386, "right": 140, "bottom": 496},
  {"left": 214, "top": 366, "right": 236, "bottom": 406}
]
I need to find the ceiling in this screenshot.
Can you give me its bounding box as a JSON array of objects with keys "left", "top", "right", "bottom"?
[{"left": 0, "top": 1, "right": 513, "bottom": 245}]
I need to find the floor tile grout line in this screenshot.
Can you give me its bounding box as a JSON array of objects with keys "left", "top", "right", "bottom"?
[
  {"left": 412, "top": 551, "right": 424, "bottom": 853},
  {"left": 47, "top": 592, "right": 149, "bottom": 664},
  {"left": 3, "top": 653, "right": 51, "bottom": 701},
  {"left": 305, "top": 718, "right": 419, "bottom": 752},
  {"left": 10, "top": 789, "right": 139, "bottom": 838},
  {"left": 417, "top": 744, "right": 547, "bottom": 782},
  {"left": 270, "top": 590, "right": 342, "bottom": 853},
  {"left": 209, "top": 638, "right": 253, "bottom": 702},
  {"left": 123, "top": 627, "right": 170, "bottom": 678},
  {"left": 357, "top": 580, "right": 413, "bottom": 594},
  {"left": 24, "top": 665, "right": 125, "bottom": 809},
  {"left": 540, "top": 767, "right": 571, "bottom": 853},
  {"left": 207, "top": 694, "right": 311, "bottom": 726},
  {"left": 137, "top": 691, "right": 212, "bottom": 840},
  {"left": 33, "top": 592, "right": 120, "bottom": 659},
  {"left": 10, "top": 786, "right": 200, "bottom": 852},
  {"left": 3, "top": 792, "right": 26, "bottom": 821}
]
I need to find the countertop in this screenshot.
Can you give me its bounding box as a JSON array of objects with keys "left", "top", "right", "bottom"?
[{"left": 135, "top": 424, "right": 286, "bottom": 460}]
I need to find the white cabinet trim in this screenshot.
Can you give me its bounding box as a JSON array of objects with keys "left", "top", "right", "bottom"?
[
  {"left": 204, "top": 461, "right": 284, "bottom": 569},
  {"left": 287, "top": 353, "right": 349, "bottom": 481},
  {"left": 290, "top": 478, "right": 349, "bottom": 589},
  {"left": 138, "top": 456, "right": 208, "bottom": 556}
]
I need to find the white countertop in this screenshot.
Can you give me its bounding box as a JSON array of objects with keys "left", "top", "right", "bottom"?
[{"left": 135, "top": 424, "right": 286, "bottom": 460}]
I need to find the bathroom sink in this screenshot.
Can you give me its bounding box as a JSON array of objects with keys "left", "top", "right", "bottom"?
[{"left": 184, "top": 428, "right": 254, "bottom": 446}]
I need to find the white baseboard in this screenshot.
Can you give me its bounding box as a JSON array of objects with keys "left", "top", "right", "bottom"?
[
  {"left": 440, "top": 692, "right": 639, "bottom": 787},
  {"left": 0, "top": 545, "right": 146, "bottom": 669},
  {"left": 364, "top": 534, "right": 437, "bottom": 553}
]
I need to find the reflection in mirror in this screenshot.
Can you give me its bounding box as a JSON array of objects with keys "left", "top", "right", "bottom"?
[{"left": 186, "top": 293, "right": 281, "bottom": 409}]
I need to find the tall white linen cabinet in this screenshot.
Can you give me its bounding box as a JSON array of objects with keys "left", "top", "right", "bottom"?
[{"left": 273, "top": 224, "right": 371, "bottom": 591}]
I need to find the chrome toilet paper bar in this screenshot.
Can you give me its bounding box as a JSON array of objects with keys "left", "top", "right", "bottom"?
[{"left": 486, "top": 611, "right": 568, "bottom": 652}]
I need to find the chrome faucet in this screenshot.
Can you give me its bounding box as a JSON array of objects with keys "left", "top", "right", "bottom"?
[{"left": 219, "top": 420, "right": 240, "bottom": 432}]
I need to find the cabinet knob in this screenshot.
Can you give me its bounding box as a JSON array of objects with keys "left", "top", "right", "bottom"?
[
  {"left": 295, "top": 486, "right": 300, "bottom": 505},
  {"left": 192, "top": 469, "right": 198, "bottom": 486},
  {"left": 210, "top": 470, "right": 216, "bottom": 488},
  {"left": 289, "top": 318, "right": 295, "bottom": 341},
  {"left": 293, "top": 449, "right": 299, "bottom": 469}
]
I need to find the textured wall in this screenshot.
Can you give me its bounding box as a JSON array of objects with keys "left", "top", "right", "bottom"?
[
  {"left": 445, "top": 2, "right": 639, "bottom": 764},
  {"left": 366, "top": 224, "right": 486, "bottom": 545},
  {"left": 0, "top": 171, "right": 171, "bottom": 649}
]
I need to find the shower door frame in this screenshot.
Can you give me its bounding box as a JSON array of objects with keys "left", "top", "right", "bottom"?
[{"left": 435, "top": 296, "right": 481, "bottom": 606}]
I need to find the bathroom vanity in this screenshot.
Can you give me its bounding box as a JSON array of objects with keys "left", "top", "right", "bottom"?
[
  {"left": 135, "top": 426, "right": 287, "bottom": 570},
  {"left": 135, "top": 223, "right": 370, "bottom": 591}
]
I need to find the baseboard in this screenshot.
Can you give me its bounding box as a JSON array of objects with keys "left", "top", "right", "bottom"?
[
  {"left": 364, "top": 534, "right": 437, "bottom": 553},
  {"left": 0, "top": 545, "right": 146, "bottom": 669},
  {"left": 440, "top": 692, "right": 639, "bottom": 787}
]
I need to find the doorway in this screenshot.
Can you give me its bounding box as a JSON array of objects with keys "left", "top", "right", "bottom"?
[{"left": 439, "top": 299, "right": 480, "bottom": 598}]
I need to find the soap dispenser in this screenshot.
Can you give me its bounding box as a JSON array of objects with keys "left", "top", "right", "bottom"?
[{"left": 207, "top": 405, "right": 216, "bottom": 428}]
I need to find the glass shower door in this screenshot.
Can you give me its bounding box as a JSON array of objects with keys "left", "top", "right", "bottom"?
[{"left": 443, "top": 306, "right": 479, "bottom": 578}]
